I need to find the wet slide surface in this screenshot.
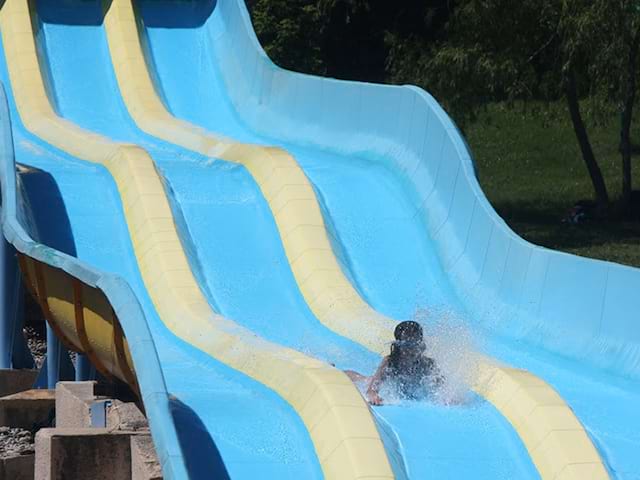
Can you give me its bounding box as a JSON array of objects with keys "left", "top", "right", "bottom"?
[
  {"left": 16, "top": 0, "right": 539, "bottom": 477},
  {"left": 2, "top": 0, "right": 637, "bottom": 477},
  {"left": 137, "top": 1, "right": 539, "bottom": 478},
  {"left": 2, "top": 3, "right": 322, "bottom": 478},
  {"left": 35, "top": 1, "right": 540, "bottom": 478},
  {"left": 137, "top": 1, "right": 640, "bottom": 479}
]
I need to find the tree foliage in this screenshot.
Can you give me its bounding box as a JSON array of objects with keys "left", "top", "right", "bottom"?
[
  {"left": 388, "top": 1, "right": 562, "bottom": 122},
  {"left": 248, "top": 0, "right": 451, "bottom": 82},
  {"left": 247, "top": 0, "right": 640, "bottom": 212},
  {"left": 247, "top": 0, "right": 326, "bottom": 74}
]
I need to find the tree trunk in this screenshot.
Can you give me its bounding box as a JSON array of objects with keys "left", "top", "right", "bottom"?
[
  {"left": 565, "top": 69, "right": 610, "bottom": 211},
  {"left": 619, "top": 27, "right": 640, "bottom": 213}
]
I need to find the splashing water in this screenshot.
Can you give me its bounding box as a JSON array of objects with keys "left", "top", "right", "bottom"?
[
  {"left": 417, "top": 306, "right": 483, "bottom": 405},
  {"left": 346, "top": 307, "right": 483, "bottom": 407}
]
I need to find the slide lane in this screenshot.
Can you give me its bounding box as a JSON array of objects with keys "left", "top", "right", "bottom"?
[
  {"left": 0, "top": 83, "right": 190, "bottom": 478},
  {"left": 32, "top": 0, "right": 542, "bottom": 478},
  {"left": 0, "top": 0, "right": 397, "bottom": 477},
  {"left": 34, "top": 0, "right": 379, "bottom": 374},
  {"left": 0, "top": 17, "right": 323, "bottom": 480},
  {"left": 109, "top": 0, "right": 563, "bottom": 478},
  {"left": 128, "top": 0, "right": 617, "bottom": 478},
  {"left": 111, "top": 0, "right": 550, "bottom": 478},
  {"left": 132, "top": 2, "right": 640, "bottom": 478}
]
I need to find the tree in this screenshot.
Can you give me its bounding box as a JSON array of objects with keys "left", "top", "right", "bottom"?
[
  {"left": 248, "top": 0, "right": 638, "bottom": 213},
  {"left": 386, "top": 0, "right": 613, "bottom": 211},
  {"left": 248, "top": 0, "right": 451, "bottom": 82},
  {"left": 247, "top": 0, "right": 326, "bottom": 75},
  {"left": 619, "top": 22, "right": 640, "bottom": 212},
  {"left": 585, "top": 1, "right": 640, "bottom": 212},
  {"left": 319, "top": 0, "right": 451, "bottom": 82},
  {"left": 558, "top": 0, "right": 612, "bottom": 210},
  {"left": 564, "top": 68, "right": 610, "bottom": 209},
  {"left": 387, "top": 1, "right": 561, "bottom": 121}
]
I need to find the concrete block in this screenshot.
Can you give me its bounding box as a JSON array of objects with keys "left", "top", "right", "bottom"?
[
  {"left": 0, "top": 454, "right": 34, "bottom": 480},
  {"left": 54, "top": 381, "right": 96, "bottom": 428},
  {"left": 0, "top": 389, "right": 54, "bottom": 429},
  {"left": 131, "top": 435, "right": 162, "bottom": 480},
  {"left": 107, "top": 400, "right": 148, "bottom": 432},
  {"left": 35, "top": 428, "right": 132, "bottom": 480},
  {"left": 48, "top": 384, "right": 162, "bottom": 478},
  {"left": 0, "top": 369, "right": 38, "bottom": 397},
  {"left": 56, "top": 381, "right": 95, "bottom": 402}
]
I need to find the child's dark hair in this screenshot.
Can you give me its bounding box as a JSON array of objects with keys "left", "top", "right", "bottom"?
[
  {"left": 388, "top": 321, "right": 426, "bottom": 369},
  {"left": 394, "top": 320, "right": 424, "bottom": 343}
]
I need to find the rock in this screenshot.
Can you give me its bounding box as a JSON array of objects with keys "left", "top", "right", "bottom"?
[
  {"left": 23, "top": 327, "right": 45, "bottom": 370},
  {"left": 0, "top": 427, "right": 35, "bottom": 459},
  {"left": 106, "top": 400, "right": 148, "bottom": 432}
]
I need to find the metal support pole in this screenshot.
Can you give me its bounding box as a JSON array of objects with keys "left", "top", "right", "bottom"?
[
  {"left": 0, "top": 237, "right": 17, "bottom": 369},
  {"left": 45, "top": 323, "right": 60, "bottom": 389},
  {"left": 43, "top": 324, "right": 75, "bottom": 389},
  {"left": 75, "top": 354, "right": 94, "bottom": 381},
  {"left": 11, "top": 285, "right": 34, "bottom": 369}
]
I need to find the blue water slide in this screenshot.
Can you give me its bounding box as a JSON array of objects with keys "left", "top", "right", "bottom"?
[
  {"left": 0, "top": 83, "right": 191, "bottom": 478},
  {"left": 28, "top": 0, "right": 541, "bottom": 477},
  {"left": 134, "top": 0, "right": 640, "bottom": 478},
  {"left": 2, "top": 0, "right": 638, "bottom": 477},
  {"left": 0, "top": 3, "right": 323, "bottom": 478}
]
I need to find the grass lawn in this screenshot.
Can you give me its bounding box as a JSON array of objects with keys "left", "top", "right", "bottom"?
[{"left": 464, "top": 102, "right": 640, "bottom": 268}]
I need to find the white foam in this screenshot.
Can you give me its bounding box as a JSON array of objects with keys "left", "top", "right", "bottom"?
[{"left": 415, "top": 306, "right": 483, "bottom": 405}]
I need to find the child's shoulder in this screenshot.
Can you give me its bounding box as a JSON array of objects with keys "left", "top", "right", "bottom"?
[{"left": 421, "top": 355, "right": 437, "bottom": 370}]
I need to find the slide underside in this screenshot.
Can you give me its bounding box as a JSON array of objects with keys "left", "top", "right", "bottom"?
[{"left": 1, "top": 0, "right": 639, "bottom": 479}]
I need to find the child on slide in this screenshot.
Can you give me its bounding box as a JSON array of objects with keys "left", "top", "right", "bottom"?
[{"left": 345, "top": 320, "right": 443, "bottom": 405}]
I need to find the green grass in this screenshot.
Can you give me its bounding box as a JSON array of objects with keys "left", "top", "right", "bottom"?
[{"left": 464, "top": 102, "right": 640, "bottom": 268}]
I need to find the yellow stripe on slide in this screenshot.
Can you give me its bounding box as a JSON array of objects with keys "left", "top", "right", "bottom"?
[
  {"left": 103, "top": 0, "right": 393, "bottom": 350},
  {"left": 103, "top": 1, "right": 610, "bottom": 478},
  {"left": 0, "top": 1, "right": 394, "bottom": 478}
]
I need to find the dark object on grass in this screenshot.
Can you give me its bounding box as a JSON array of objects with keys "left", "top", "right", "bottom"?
[
  {"left": 631, "top": 191, "right": 640, "bottom": 220},
  {"left": 562, "top": 200, "right": 596, "bottom": 224}
]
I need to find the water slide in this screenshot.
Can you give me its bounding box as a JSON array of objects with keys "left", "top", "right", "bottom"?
[{"left": 0, "top": 0, "right": 638, "bottom": 478}]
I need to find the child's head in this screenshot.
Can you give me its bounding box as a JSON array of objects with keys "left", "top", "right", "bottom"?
[
  {"left": 390, "top": 321, "right": 426, "bottom": 363},
  {"left": 394, "top": 320, "right": 424, "bottom": 343}
]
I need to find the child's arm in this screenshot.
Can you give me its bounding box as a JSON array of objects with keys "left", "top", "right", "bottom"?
[
  {"left": 344, "top": 370, "right": 368, "bottom": 383},
  {"left": 424, "top": 358, "right": 446, "bottom": 401},
  {"left": 430, "top": 363, "right": 445, "bottom": 389},
  {"left": 366, "top": 357, "right": 389, "bottom": 405}
]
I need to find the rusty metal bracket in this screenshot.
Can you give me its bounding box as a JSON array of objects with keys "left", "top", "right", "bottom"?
[
  {"left": 33, "top": 260, "right": 81, "bottom": 353},
  {"left": 71, "top": 278, "right": 112, "bottom": 379},
  {"left": 112, "top": 308, "right": 139, "bottom": 394}
]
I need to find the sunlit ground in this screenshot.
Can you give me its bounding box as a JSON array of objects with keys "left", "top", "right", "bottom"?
[{"left": 466, "top": 101, "right": 640, "bottom": 268}]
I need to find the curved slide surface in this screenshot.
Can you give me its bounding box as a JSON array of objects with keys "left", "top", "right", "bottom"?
[
  {"left": 1, "top": 0, "right": 638, "bottom": 479},
  {"left": 0, "top": 6, "right": 323, "bottom": 480}
]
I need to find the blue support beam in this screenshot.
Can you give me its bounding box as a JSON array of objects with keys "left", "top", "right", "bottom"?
[
  {"left": 0, "top": 236, "right": 15, "bottom": 368},
  {"left": 44, "top": 324, "right": 74, "bottom": 389},
  {"left": 75, "top": 354, "right": 94, "bottom": 381},
  {"left": 0, "top": 236, "right": 30, "bottom": 370},
  {"left": 11, "top": 286, "right": 34, "bottom": 369}
]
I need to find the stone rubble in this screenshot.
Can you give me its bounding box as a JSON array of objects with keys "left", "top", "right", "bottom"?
[
  {"left": 0, "top": 426, "right": 35, "bottom": 458},
  {"left": 23, "top": 326, "right": 45, "bottom": 370}
]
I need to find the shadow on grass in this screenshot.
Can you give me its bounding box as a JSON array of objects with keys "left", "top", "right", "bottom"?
[{"left": 493, "top": 200, "right": 640, "bottom": 268}]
